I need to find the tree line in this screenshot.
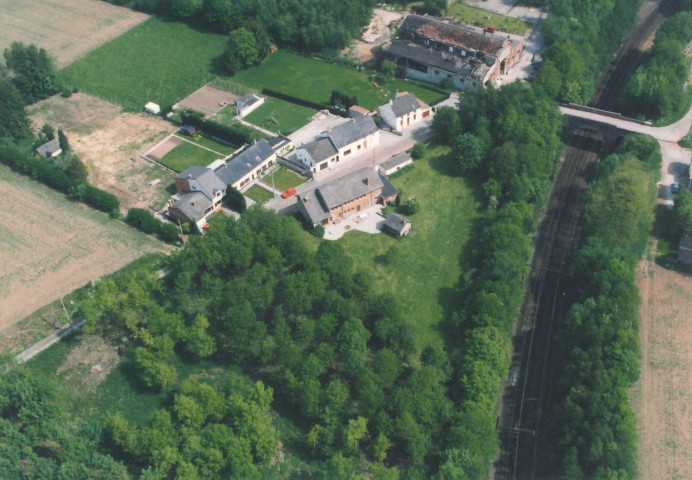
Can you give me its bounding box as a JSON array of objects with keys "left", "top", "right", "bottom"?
[
  {"left": 547, "top": 134, "right": 660, "bottom": 479},
  {"left": 105, "top": 0, "right": 375, "bottom": 53},
  {"left": 429, "top": 82, "right": 563, "bottom": 478}
]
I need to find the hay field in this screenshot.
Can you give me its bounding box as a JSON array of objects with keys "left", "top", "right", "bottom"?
[
  {"left": 0, "top": 0, "right": 148, "bottom": 68},
  {"left": 0, "top": 165, "right": 170, "bottom": 330}
]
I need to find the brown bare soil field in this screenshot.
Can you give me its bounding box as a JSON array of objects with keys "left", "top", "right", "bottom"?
[
  {"left": 175, "top": 85, "right": 239, "bottom": 117},
  {"left": 56, "top": 334, "right": 120, "bottom": 392},
  {"left": 0, "top": 0, "right": 148, "bottom": 69},
  {"left": 148, "top": 136, "right": 183, "bottom": 160},
  {"left": 29, "top": 93, "right": 177, "bottom": 211},
  {"left": 0, "top": 165, "right": 170, "bottom": 331},
  {"left": 632, "top": 242, "right": 692, "bottom": 480}
]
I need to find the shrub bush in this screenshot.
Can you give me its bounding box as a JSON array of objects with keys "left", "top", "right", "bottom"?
[
  {"left": 309, "top": 225, "right": 325, "bottom": 238},
  {"left": 400, "top": 197, "right": 420, "bottom": 215},
  {"left": 410, "top": 142, "right": 426, "bottom": 159}
]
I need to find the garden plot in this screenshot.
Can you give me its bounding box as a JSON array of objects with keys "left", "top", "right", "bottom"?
[
  {"left": 29, "top": 93, "right": 177, "bottom": 211},
  {"left": 174, "top": 84, "right": 239, "bottom": 117},
  {"left": 0, "top": 165, "right": 169, "bottom": 330},
  {"left": 0, "top": 0, "right": 148, "bottom": 68}
]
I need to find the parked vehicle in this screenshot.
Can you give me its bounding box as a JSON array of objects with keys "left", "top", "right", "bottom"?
[
  {"left": 281, "top": 187, "right": 297, "bottom": 198},
  {"left": 483, "top": 26, "right": 496, "bottom": 33},
  {"left": 671, "top": 182, "right": 680, "bottom": 194}
]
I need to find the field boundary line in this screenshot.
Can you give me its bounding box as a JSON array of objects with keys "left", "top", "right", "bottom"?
[{"left": 173, "top": 134, "right": 228, "bottom": 156}]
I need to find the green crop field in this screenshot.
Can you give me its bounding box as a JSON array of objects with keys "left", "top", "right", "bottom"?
[
  {"left": 59, "top": 17, "right": 228, "bottom": 110},
  {"left": 261, "top": 167, "right": 307, "bottom": 192},
  {"left": 448, "top": 1, "right": 534, "bottom": 35},
  {"left": 233, "top": 50, "right": 445, "bottom": 111},
  {"left": 244, "top": 97, "right": 317, "bottom": 135},
  {"left": 159, "top": 141, "right": 224, "bottom": 172},
  {"left": 302, "top": 146, "right": 480, "bottom": 351}
]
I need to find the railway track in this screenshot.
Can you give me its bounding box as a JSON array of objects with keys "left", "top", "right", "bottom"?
[{"left": 492, "top": 1, "right": 686, "bottom": 478}]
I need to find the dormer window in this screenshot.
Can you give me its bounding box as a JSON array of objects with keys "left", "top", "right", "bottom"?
[{"left": 448, "top": 46, "right": 453, "bottom": 53}]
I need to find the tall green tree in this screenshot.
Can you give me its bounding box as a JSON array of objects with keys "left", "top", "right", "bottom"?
[
  {"left": 0, "top": 75, "right": 31, "bottom": 139},
  {"left": 3, "top": 42, "right": 60, "bottom": 103},
  {"left": 223, "top": 28, "right": 259, "bottom": 75}
]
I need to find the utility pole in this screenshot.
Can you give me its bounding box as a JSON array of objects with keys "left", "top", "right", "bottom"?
[{"left": 59, "top": 296, "right": 71, "bottom": 327}]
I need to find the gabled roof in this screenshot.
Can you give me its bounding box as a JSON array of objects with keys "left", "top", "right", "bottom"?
[
  {"left": 175, "top": 167, "right": 225, "bottom": 200},
  {"left": 380, "top": 93, "right": 422, "bottom": 119},
  {"left": 171, "top": 191, "right": 211, "bottom": 222},
  {"left": 214, "top": 139, "right": 274, "bottom": 186},
  {"left": 387, "top": 39, "right": 492, "bottom": 81},
  {"left": 326, "top": 115, "right": 378, "bottom": 149},
  {"left": 176, "top": 166, "right": 210, "bottom": 181},
  {"left": 380, "top": 152, "right": 412, "bottom": 171},
  {"left": 268, "top": 135, "right": 292, "bottom": 151},
  {"left": 384, "top": 212, "right": 410, "bottom": 233},
  {"left": 35, "top": 138, "right": 61, "bottom": 156},
  {"left": 349, "top": 105, "right": 370, "bottom": 116},
  {"left": 299, "top": 137, "right": 338, "bottom": 164},
  {"left": 237, "top": 93, "right": 262, "bottom": 108},
  {"left": 298, "top": 167, "right": 398, "bottom": 225}
]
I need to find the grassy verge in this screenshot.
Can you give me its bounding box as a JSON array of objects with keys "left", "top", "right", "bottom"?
[
  {"left": 59, "top": 17, "right": 228, "bottom": 110},
  {"left": 245, "top": 185, "right": 275, "bottom": 204},
  {"left": 233, "top": 50, "right": 445, "bottom": 110},
  {"left": 244, "top": 97, "right": 317, "bottom": 135},
  {"left": 448, "top": 1, "right": 534, "bottom": 35},
  {"left": 305, "top": 146, "right": 479, "bottom": 350},
  {"left": 211, "top": 104, "right": 238, "bottom": 126},
  {"left": 159, "top": 141, "right": 224, "bottom": 172},
  {"left": 175, "top": 134, "right": 236, "bottom": 156},
  {"left": 261, "top": 167, "right": 307, "bottom": 191}
]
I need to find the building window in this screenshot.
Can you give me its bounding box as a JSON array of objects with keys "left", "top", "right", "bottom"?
[
  {"left": 357, "top": 144, "right": 361, "bottom": 150},
  {"left": 320, "top": 162, "right": 328, "bottom": 170},
  {"left": 344, "top": 149, "right": 352, "bottom": 156},
  {"left": 461, "top": 50, "right": 466, "bottom": 57},
  {"left": 435, "top": 69, "right": 439, "bottom": 75},
  {"left": 449, "top": 46, "right": 453, "bottom": 53}
]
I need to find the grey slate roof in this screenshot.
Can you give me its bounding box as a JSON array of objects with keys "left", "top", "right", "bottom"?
[
  {"left": 175, "top": 166, "right": 208, "bottom": 181},
  {"left": 175, "top": 166, "right": 225, "bottom": 200},
  {"left": 388, "top": 93, "right": 421, "bottom": 117},
  {"left": 237, "top": 93, "right": 262, "bottom": 109},
  {"left": 380, "top": 152, "right": 412, "bottom": 171},
  {"left": 326, "top": 115, "right": 378, "bottom": 149},
  {"left": 679, "top": 235, "right": 692, "bottom": 264},
  {"left": 214, "top": 139, "right": 274, "bottom": 186},
  {"left": 384, "top": 213, "right": 410, "bottom": 233},
  {"left": 298, "top": 167, "right": 398, "bottom": 225},
  {"left": 300, "top": 137, "right": 338, "bottom": 163},
  {"left": 388, "top": 39, "right": 492, "bottom": 81},
  {"left": 172, "top": 191, "right": 211, "bottom": 222},
  {"left": 268, "top": 135, "right": 292, "bottom": 151},
  {"left": 35, "top": 138, "right": 61, "bottom": 157}
]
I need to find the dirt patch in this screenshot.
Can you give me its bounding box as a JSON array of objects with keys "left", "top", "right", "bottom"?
[
  {"left": 174, "top": 84, "right": 239, "bottom": 117},
  {"left": 0, "top": 0, "right": 148, "bottom": 69},
  {"left": 56, "top": 334, "right": 120, "bottom": 392},
  {"left": 29, "top": 93, "right": 177, "bottom": 211},
  {"left": 632, "top": 241, "right": 692, "bottom": 480},
  {"left": 148, "top": 135, "right": 183, "bottom": 161},
  {"left": 0, "top": 165, "right": 169, "bottom": 330},
  {"left": 345, "top": 8, "right": 404, "bottom": 64}
]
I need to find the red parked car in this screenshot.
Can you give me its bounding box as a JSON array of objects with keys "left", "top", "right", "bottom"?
[{"left": 281, "top": 187, "right": 297, "bottom": 198}]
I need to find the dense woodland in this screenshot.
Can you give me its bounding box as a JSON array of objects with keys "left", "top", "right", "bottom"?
[
  {"left": 619, "top": 11, "right": 692, "bottom": 120},
  {"left": 104, "top": 0, "right": 375, "bottom": 52},
  {"left": 548, "top": 135, "right": 660, "bottom": 479}
]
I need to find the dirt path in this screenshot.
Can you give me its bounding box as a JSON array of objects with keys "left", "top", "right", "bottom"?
[{"left": 632, "top": 243, "right": 692, "bottom": 480}]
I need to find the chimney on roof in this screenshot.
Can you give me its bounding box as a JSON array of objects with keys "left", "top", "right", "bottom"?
[
  {"left": 365, "top": 177, "right": 370, "bottom": 185},
  {"left": 192, "top": 202, "right": 196, "bottom": 206},
  {"left": 188, "top": 173, "right": 192, "bottom": 178}
]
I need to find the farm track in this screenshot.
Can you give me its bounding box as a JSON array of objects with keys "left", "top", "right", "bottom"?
[{"left": 493, "top": 1, "right": 685, "bottom": 478}]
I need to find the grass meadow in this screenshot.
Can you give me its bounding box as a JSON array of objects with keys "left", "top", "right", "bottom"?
[
  {"left": 233, "top": 50, "right": 445, "bottom": 110},
  {"left": 261, "top": 167, "right": 306, "bottom": 192},
  {"left": 448, "top": 1, "right": 534, "bottom": 34},
  {"left": 244, "top": 185, "right": 275, "bottom": 204},
  {"left": 243, "top": 97, "right": 317, "bottom": 135},
  {"left": 178, "top": 134, "right": 237, "bottom": 156},
  {"left": 303, "top": 146, "right": 480, "bottom": 351},
  {"left": 159, "top": 140, "right": 224, "bottom": 172},
  {"left": 59, "top": 17, "right": 228, "bottom": 110}
]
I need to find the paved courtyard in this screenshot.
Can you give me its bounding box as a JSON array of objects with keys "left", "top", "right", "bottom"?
[{"left": 323, "top": 204, "right": 386, "bottom": 240}]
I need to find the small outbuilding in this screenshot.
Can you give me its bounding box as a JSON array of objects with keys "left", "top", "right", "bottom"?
[
  {"left": 180, "top": 125, "right": 199, "bottom": 136},
  {"left": 382, "top": 212, "right": 412, "bottom": 237},
  {"left": 35, "top": 138, "right": 62, "bottom": 158},
  {"left": 349, "top": 105, "right": 370, "bottom": 118},
  {"left": 379, "top": 152, "right": 413, "bottom": 177},
  {"left": 236, "top": 93, "right": 265, "bottom": 117},
  {"left": 145, "top": 102, "right": 161, "bottom": 115}
]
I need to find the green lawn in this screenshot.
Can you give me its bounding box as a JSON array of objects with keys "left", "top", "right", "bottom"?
[
  {"left": 59, "top": 17, "right": 228, "bottom": 110},
  {"left": 261, "top": 167, "right": 307, "bottom": 191},
  {"left": 448, "top": 1, "right": 534, "bottom": 35},
  {"left": 211, "top": 104, "right": 238, "bottom": 126},
  {"left": 307, "top": 146, "right": 480, "bottom": 350},
  {"left": 244, "top": 97, "right": 316, "bottom": 135},
  {"left": 175, "top": 134, "right": 236, "bottom": 156},
  {"left": 244, "top": 185, "right": 275, "bottom": 204},
  {"left": 159, "top": 141, "right": 224, "bottom": 172},
  {"left": 233, "top": 50, "right": 445, "bottom": 111}
]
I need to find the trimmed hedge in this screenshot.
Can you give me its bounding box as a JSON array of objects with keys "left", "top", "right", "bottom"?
[
  {"left": 261, "top": 89, "right": 347, "bottom": 117},
  {"left": 180, "top": 111, "right": 253, "bottom": 146},
  {"left": 126, "top": 207, "right": 180, "bottom": 243},
  {"left": 0, "top": 144, "right": 120, "bottom": 214}
]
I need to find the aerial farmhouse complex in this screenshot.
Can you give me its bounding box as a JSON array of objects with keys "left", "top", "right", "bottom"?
[
  {"left": 386, "top": 14, "right": 524, "bottom": 89},
  {"left": 379, "top": 92, "right": 432, "bottom": 132}
]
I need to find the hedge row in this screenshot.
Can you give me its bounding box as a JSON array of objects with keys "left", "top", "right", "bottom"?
[
  {"left": 126, "top": 208, "right": 179, "bottom": 243},
  {"left": 0, "top": 144, "right": 119, "bottom": 214},
  {"left": 261, "top": 89, "right": 347, "bottom": 117},
  {"left": 180, "top": 111, "right": 253, "bottom": 146}
]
